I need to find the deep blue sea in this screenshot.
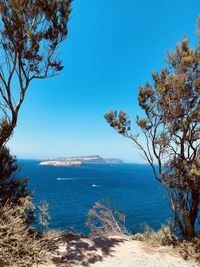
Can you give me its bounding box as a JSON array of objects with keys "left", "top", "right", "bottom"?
[{"left": 18, "top": 160, "right": 172, "bottom": 234}]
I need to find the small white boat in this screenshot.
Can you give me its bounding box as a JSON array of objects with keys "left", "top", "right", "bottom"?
[{"left": 92, "top": 180, "right": 97, "bottom": 187}]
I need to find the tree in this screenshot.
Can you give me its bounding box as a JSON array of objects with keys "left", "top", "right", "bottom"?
[
  {"left": 0, "top": 0, "right": 72, "bottom": 148},
  {"left": 0, "top": 1, "right": 72, "bottom": 218},
  {"left": 0, "top": 145, "right": 37, "bottom": 225},
  {"left": 0, "top": 146, "right": 30, "bottom": 205},
  {"left": 105, "top": 28, "right": 200, "bottom": 240}
]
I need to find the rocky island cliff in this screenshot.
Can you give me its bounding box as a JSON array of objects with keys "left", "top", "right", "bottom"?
[{"left": 39, "top": 155, "right": 123, "bottom": 166}]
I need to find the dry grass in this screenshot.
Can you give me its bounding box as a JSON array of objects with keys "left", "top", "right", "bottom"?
[
  {"left": 86, "top": 199, "right": 128, "bottom": 237},
  {"left": 0, "top": 203, "right": 51, "bottom": 267},
  {"left": 131, "top": 225, "right": 175, "bottom": 247},
  {"left": 131, "top": 224, "right": 200, "bottom": 263},
  {"left": 173, "top": 238, "right": 200, "bottom": 263}
]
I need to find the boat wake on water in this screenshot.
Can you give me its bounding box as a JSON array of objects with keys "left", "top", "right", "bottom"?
[
  {"left": 57, "top": 177, "right": 79, "bottom": 181},
  {"left": 56, "top": 178, "right": 102, "bottom": 187}
]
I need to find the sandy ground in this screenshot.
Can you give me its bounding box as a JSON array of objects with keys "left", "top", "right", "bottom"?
[{"left": 39, "top": 234, "right": 200, "bottom": 267}]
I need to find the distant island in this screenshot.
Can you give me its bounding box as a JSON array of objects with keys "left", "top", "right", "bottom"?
[{"left": 39, "top": 155, "right": 123, "bottom": 166}]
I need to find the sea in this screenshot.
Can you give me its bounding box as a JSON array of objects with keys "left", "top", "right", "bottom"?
[{"left": 18, "top": 160, "right": 172, "bottom": 234}]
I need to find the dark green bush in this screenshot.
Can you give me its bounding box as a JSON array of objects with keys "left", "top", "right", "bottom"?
[{"left": 0, "top": 146, "right": 31, "bottom": 206}]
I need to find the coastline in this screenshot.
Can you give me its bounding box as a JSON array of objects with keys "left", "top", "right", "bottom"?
[
  {"left": 39, "top": 155, "right": 123, "bottom": 167},
  {"left": 39, "top": 161, "right": 81, "bottom": 167}
]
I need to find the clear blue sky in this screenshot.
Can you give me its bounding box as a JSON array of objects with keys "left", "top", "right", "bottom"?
[{"left": 8, "top": 0, "right": 200, "bottom": 162}]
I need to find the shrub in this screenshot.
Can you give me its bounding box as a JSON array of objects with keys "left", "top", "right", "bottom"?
[
  {"left": 0, "top": 203, "right": 51, "bottom": 267},
  {"left": 86, "top": 199, "right": 128, "bottom": 236},
  {"left": 132, "top": 225, "right": 176, "bottom": 246},
  {"left": 173, "top": 238, "right": 200, "bottom": 262},
  {"left": 0, "top": 146, "right": 31, "bottom": 207}
]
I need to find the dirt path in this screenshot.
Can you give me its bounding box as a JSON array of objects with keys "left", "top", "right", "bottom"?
[{"left": 41, "top": 235, "right": 199, "bottom": 267}]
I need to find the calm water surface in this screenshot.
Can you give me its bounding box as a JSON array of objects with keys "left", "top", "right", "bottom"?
[{"left": 18, "top": 160, "right": 172, "bottom": 234}]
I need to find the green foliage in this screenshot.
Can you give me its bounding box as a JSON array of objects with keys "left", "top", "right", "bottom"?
[
  {"left": 0, "top": 146, "right": 51, "bottom": 228},
  {"left": 105, "top": 21, "right": 200, "bottom": 240},
  {"left": 0, "top": 2, "right": 71, "bottom": 264},
  {"left": 0, "top": 0, "right": 72, "bottom": 147},
  {"left": 0, "top": 0, "right": 71, "bottom": 76},
  {"left": 16, "top": 195, "right": 51, "bottom": 228},
  {"left": 86, "top": 199, "right": 128, "bottom": 236},
  {"left": 0, "top": 146, "right": 31, "bottom": 206},
  {"left": 0, "top": 0, "right": 71, "bottom": 228},
  {"left": 36, "top": 200, "right": 51, "bottom": 229}
]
